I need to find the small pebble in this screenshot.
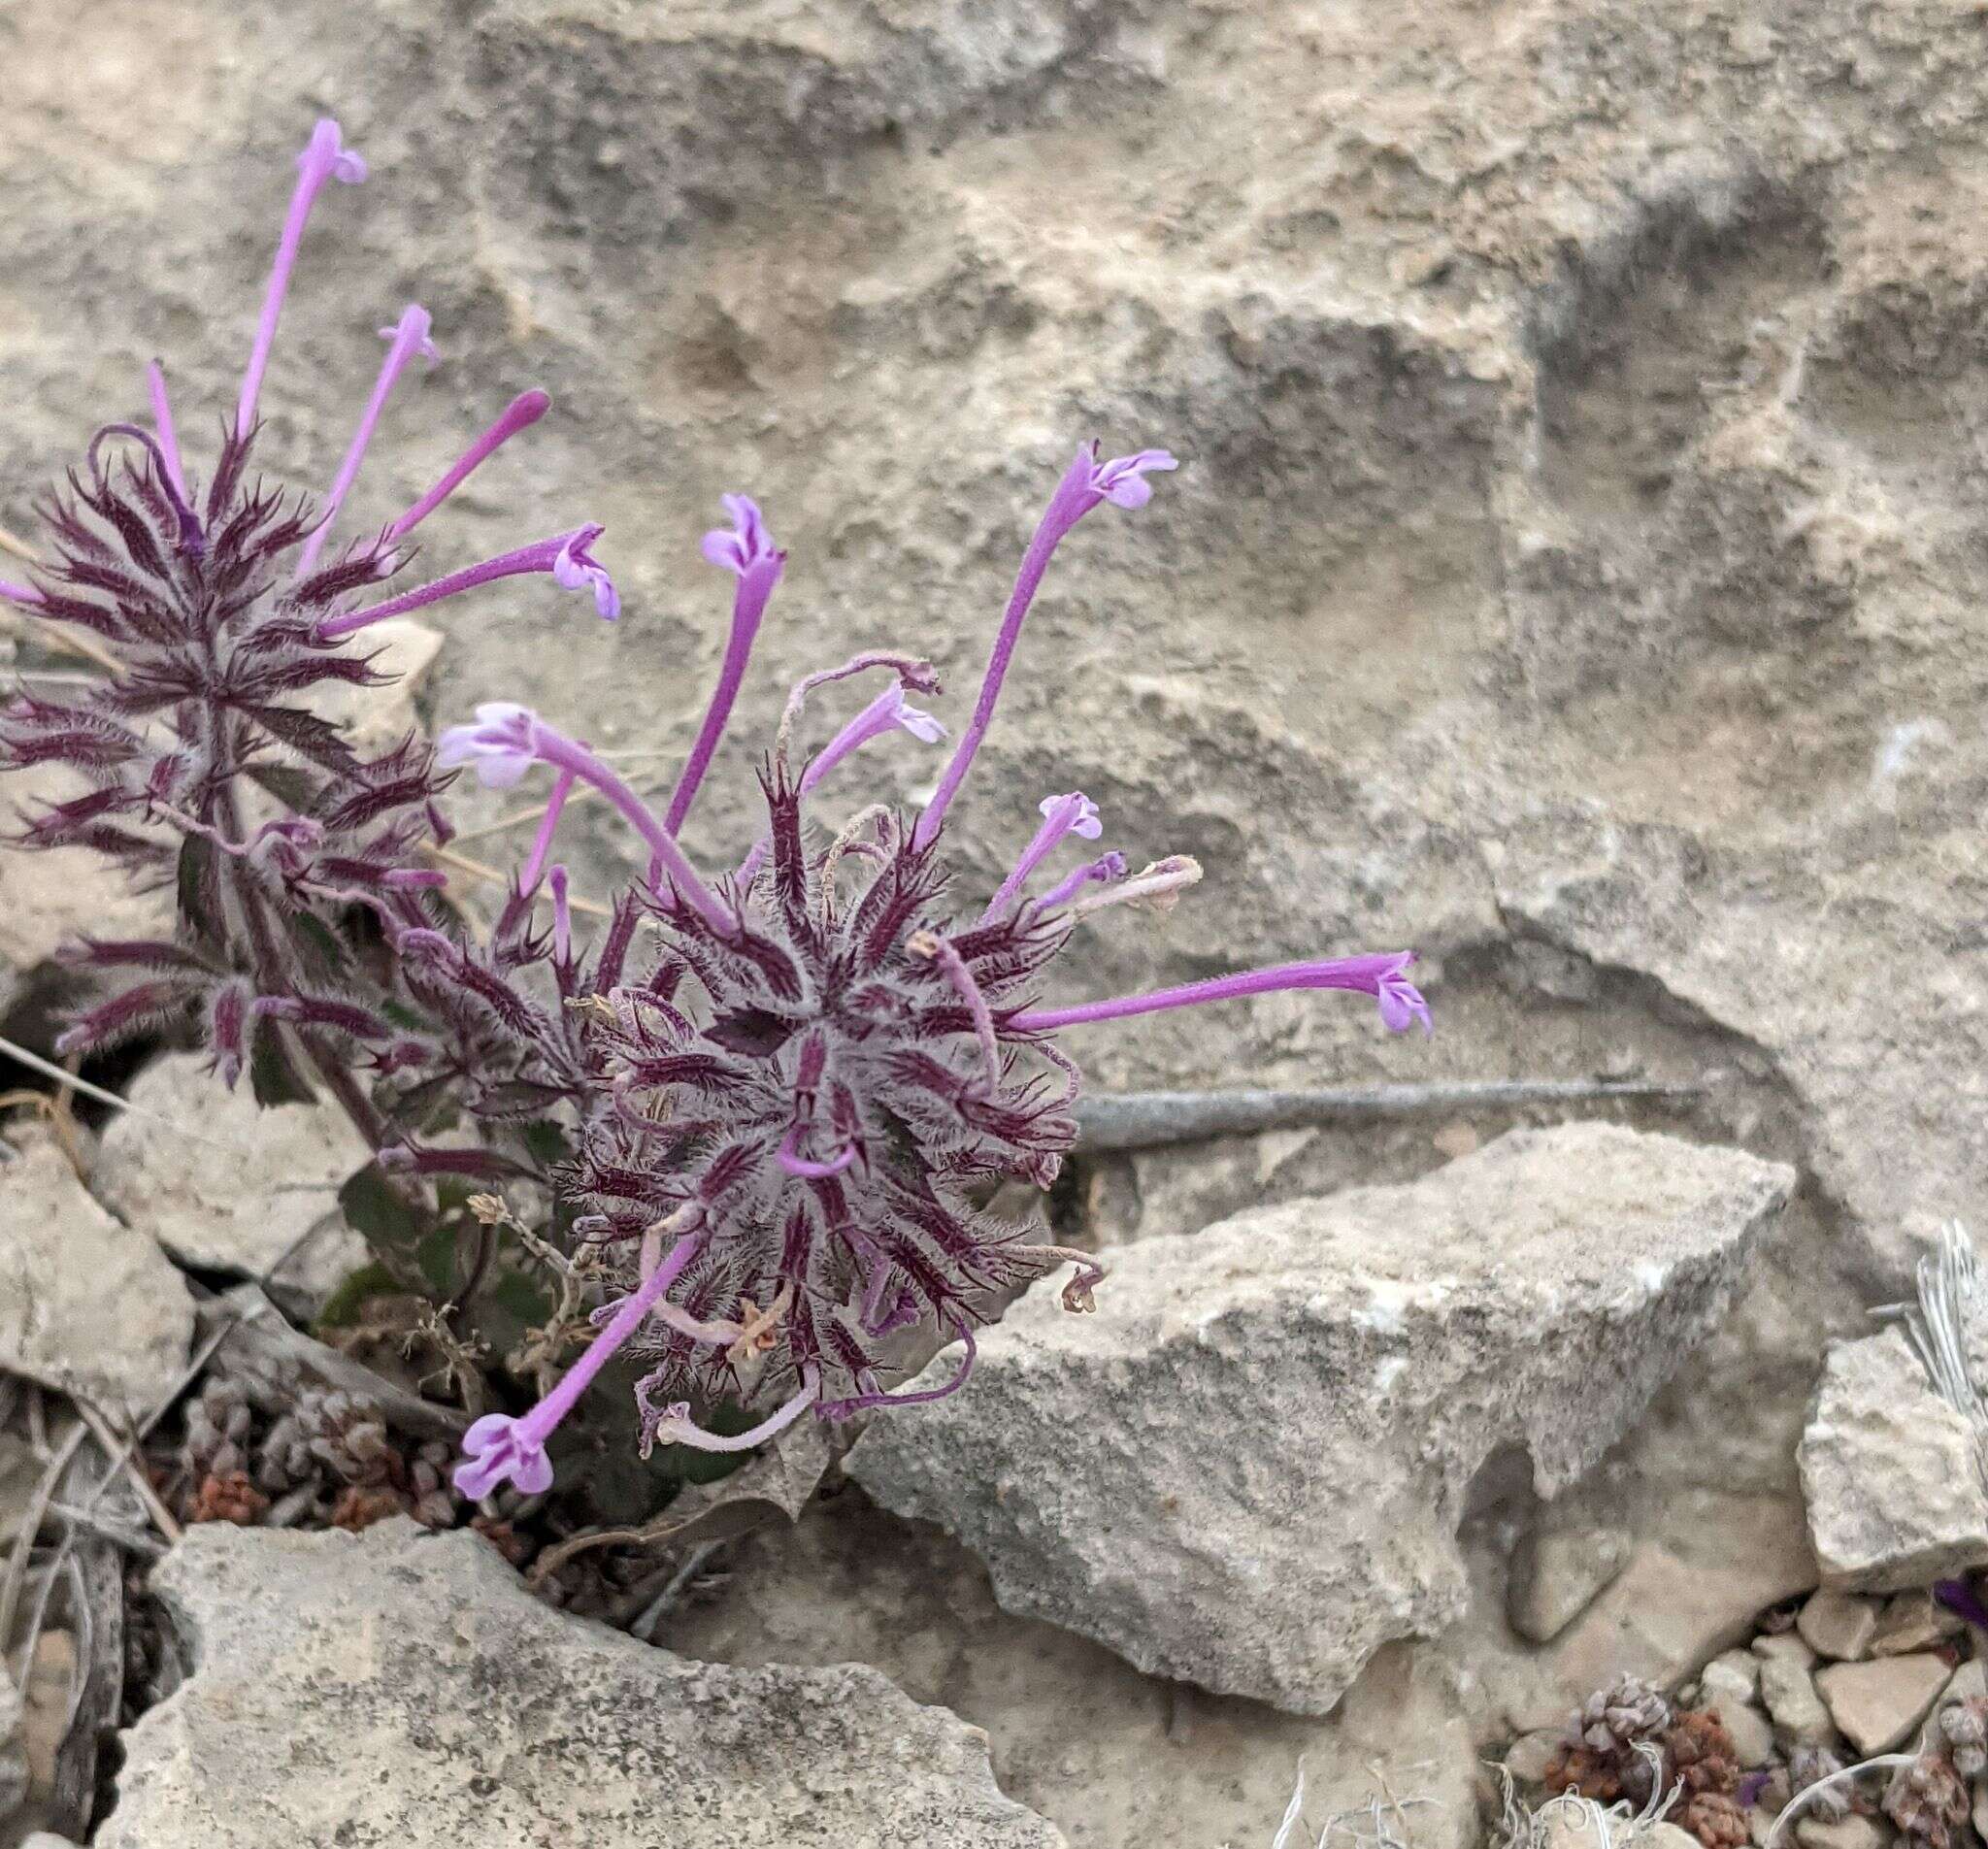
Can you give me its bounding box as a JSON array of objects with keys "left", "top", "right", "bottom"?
[
  {"left": 1704, "top": 1649, "right": 1763, "bottom": 1701},
  {"left": 1705, "top": 1690, "right": 1776, "bottom": 1767},
  {"left": 1760, "top": 1652, "right": 1837, "bottom": 1746},
  {"left": 1504, "top": 1730, "right": 1562, "bottom": 1784},
  {"left": 1939, "top": 1658, "right": 1986, "bottom": 1706},
  {"left": 1794, "top": 1818, "right": 1887, "bottom": 1849},
  {"left": 1871, "top": 1589, "right": 1963, "bottom": 1657},
  {"left": 1756, "top": 1632, "right": 1820, "bottom": 1669},
  {"left": 1797, "top": 1590, "right": 1880, "bottom": 1662},
  {"left": 1814, "top": 1652, "right": 1948, "bottom": 1755}
]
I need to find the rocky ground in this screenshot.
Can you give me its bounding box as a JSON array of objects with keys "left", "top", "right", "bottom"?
[{"left": 6, "top": 0, "right": 1988, "bottom": 1843}]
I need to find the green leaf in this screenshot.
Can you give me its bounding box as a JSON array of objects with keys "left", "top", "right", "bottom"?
[
  {"left": 517, "top": 1120, "right": 572, "bottom": 1170},
  {"left": 313, "top": 1261, "right": 403, "bottom": 1332},
  {"left": 338, "top": 1162, "right": 433, "bottom": 1288},
  {"left": 244, "top": 760, "right": 322, "bottom": 813},
  {"left": 249, "top": 1023, "right": 319, "bottom": 1106},
  {"left": 286, "top": 911, "right": 352, "bottom": 983},
  {"left": 175, "top": 835, "right": 226, "bottom": 949}
]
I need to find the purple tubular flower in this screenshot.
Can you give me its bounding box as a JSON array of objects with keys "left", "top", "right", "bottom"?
[
  {"left": 434, "top": 701, "right": 538, "bottom": 787},
  {"left": 517, "top": 767, "right": 576, "bottom": 895},
  {"left": 146, "top": 361, "right": 188, "bottom": 503},
  {"left": 1032, "top": 850, "right": 1129, "bottom": 914},
  {"left": 777, "top": 1127, "right": 858, "bottom": 1178},
  {"left": 912, "top": 442, "right": 1177, "bottom": 852},
  {"left": 315, "top": 524, "right": 617, "bottom": 642},
  {"left": 548, "top": 864, "right": 572, "bottom": 965},
  {"left": 1010, "top": 951, "right": 1431, "bottom": 1037},
  {"left": 664, "top": 495, "right": 785, "bottom": 834},
  {"left": 0, "top": 579, "right": 43, "bottom": 608},
  {"left": 734, "top": 678, "right": 946, "bottom": 884},
  {"left": 436, "top": 705, "right": 734, "bottom": 935},
  {"left": 805, "top": 681, "right": 948, "bottom": 792},
  {"left": 982, "top": 791, "right": 1103, "bottom": 921},
  {"left": 237, "top": 118, "right": 367, "bottom": 438},
  {"left": 453, "top": 1222, "right": 708, "bottom": 1500},
  {"left": 554, "top": 531, "right": 620, "bottom": 620},
  {"left": 294, "top": 304, "right": 439, "bottom": 577},
  {"left": 387, "top": 390, "right": 550, "bottom": 542}
]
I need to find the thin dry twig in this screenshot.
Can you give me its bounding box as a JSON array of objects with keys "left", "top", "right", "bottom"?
[
  {"left": 0, "top": 1031, "right": 240, "bottom": 1152},
  {"left": 73, "top": 1398, "right": 182, "bottom": 1546}
]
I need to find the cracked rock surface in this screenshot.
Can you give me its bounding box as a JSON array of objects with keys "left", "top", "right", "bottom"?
[
  {"left": 99, "top": 1520, "right": 1062, "bottom": 1849},
  {"left": 849, "top": 1123, "right": 1794, "bottom": 1712}
]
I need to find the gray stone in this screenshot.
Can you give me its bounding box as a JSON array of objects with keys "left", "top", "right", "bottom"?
[
  {"left": 1703, "top": 1651, "right": 1762, "bottom": 1701},
  {"left": 1509, "top": 1527, "right": 1633, "bottom": 1644},
  {"left": 1799, "top": 1328, "right": 1988, "bottom": 1593},
  {"left": 1504, "top": 1730, "right": 1563, "bottom": 1785},
  {"left": 850, "top": 1123, "right": 1791, "bottom": 1714},
  {"left": 1813, "top": 1653, "right": 1949, "bottom": 1756},
  {"left": 1794, "top": 1819, "right": 1887, "bottom": 1849},
  {"left": 101, "top": 1521, "right": 1060, "bottom": 1849},
  {"left": 1870, "top": 1590, "right": 1962, "bottom": 1658},
  {"left": 1754, "top": 1634, "right": 1819, "bottom": 1669},
  {"left": 1759, "top": 1653, "right": 1836, "bottom": 1747},
  {"left": 0, "top": 1130, "right": 193, "bottom": 1420},
  {"left": 91, "top": 1053, "right": 370, "bottom": 1304},
  {"left": 1705, "top": 1691, "right": 1775, "bottom": 1768},
  {"left": 1797, "top": 1590, "right": 1880, "bottom": 1662},
  {"left": 1939, "top": 1658, "right": 1987, "bottom": 1707}
]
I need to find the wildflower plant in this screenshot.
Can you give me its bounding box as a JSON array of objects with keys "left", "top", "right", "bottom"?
[{"left": 0, "top": 118, "right": 1433, "bottom": 1504}]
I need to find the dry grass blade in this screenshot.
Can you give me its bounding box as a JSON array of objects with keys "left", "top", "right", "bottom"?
[
  {"left": 0, "top": 1420, "right": 87, "bottom": 1675},
  {"left": 1874, "top": 1219, "right": 1988, "bottom": 1480},
  {"left": 420, "top": 840, "right": 612, "bottom": 918},
  {"left": 74, "top": 1397, "right": 182, "bottom": 1545},
  {"left": 0, "top": 1032, "right": 241, "bottom": 1152}
]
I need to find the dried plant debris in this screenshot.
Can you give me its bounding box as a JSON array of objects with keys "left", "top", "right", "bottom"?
[
  {"left": 167, "top": 1357, "right": 451, "bottom": 1532},
  {"left": 1496, "top": 1747, "right": 1682, "bottom": 1849},
  {"left": 1875, "top": 1221, "right": 1988, "bottom": 1481}
]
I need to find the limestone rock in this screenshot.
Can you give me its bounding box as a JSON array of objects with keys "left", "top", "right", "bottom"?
[
  {"left": 1813, "top": 1654, "right": 1949, "bottom": 1757},
  {"left": 101, "top": 1521, "right": 1061, "bottom": 1849},
  {"left": 1797, "top": 1590, "right": 1879, "bottom": 1662},
  {"left": 849, "top": 1123, "right": 1792, "bottom": 1713},
  {"left": 1509, "top": 1527, "right": 1634, "bottom": 1645},
  {"left": 1799, "top": 1329, "right": 1988, "bottom": 1593},
  {"left": 91, "top": 1053, "right": 369, "bottom": 1303},
  {"left": 0, "top": 1131, "right": 193, "bottom": 1420}
]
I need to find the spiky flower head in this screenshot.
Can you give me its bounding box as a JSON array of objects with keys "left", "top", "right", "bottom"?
[
  {"left": 442, "top": 454, "right": 1431, "bottom": 1497},
  {"left": 0, "top": 120, "right": 617, "bottom": 1136}
]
